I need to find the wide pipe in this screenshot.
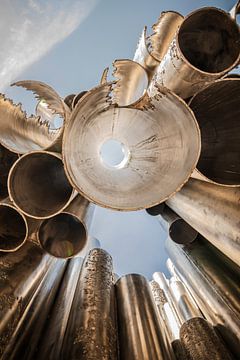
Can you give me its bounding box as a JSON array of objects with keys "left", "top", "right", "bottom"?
[
  {"left": 0, "top": 241, "right": 53, "bottom": 357},
  {"left": 38, "top": 196, "right": 95, "bottom": 258},
  {"left": 8, "top": 151, "right": 75, "bottom": 219},
  {"left": 166, "top": 178, "right": 240, "bottom": 265},
  {"left": 151, "top": 7, "right": 240, "bottom": 99},
  {"left": 189, "top": 79, "right": 240, "bottom": 186},
  {"left": 0, "top": 144, "right": 18, "bottom": 201},
  {"left": 116, "top": 273, "right": 172, "bottom": 360},
  {"left": 166, "top": 238, "right": 240, "bottom": 357},
  {"left": 1, "top": 258, "right": 66, "bottom": 360},
  {"left": 37, "top": 257, "right": 83, "bottom": 359},
  {"left": 61, "top": 249, "right": 118, "bottom": 360}
]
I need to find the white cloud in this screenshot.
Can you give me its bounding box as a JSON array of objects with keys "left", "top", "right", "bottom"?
[{"left": 0, "top": 0, "right": 98, "bottom": 90}]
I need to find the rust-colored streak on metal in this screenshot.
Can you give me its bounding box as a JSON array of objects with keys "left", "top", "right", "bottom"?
[
  {"left": 166, "top": 239, "right": 240, "bottom": 357},
  {"left": 166, "top": 178, "right": 240, "bottom": 266},
  {"left": 116, "top": 274, "right": 173, "bottom": 360},
  {"left": 189, "top": 79, "right": 240, "bottom": 186},
  {"left": 1, "top": 258, "right": 66, "bottom": 360},
  {"left": 63, "top": 82, "right": 200, "bottom": 211},
  {"left": 8, "top": 151, "right": 75, "bottom": 219},
  {"left": 151, "top": 8, "right": 240, "bottom": 99},
  {"left": 62, "top": 249, "right": 118, "bottom": 360},
  {"left": 0, "top": 242, "right": 53, "bottom": 357},
  {"left": 0, "top": 145, "right": 18, "bottom": 201},
  {"left": 38, "top": 196, "right": 95, "bottom": 258},
  {"left": 37, "top": 257, "right": 83, "bottom": 359}
]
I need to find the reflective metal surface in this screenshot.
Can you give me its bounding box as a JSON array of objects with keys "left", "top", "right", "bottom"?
[
  {"left": 151, "top": 8, "right": 240, "bottom": 99},
  {"left": 166, "top": 178, "right": 240, "bottom": 265},
  {"left": 63, "top": 82, "right": 200, "bottom": 210},
  {"left": 116, "top": 274, "right": 172, "bottom": 360},
  {"left": 62, "top": 249, "right": 117, "bottom": 360},
  {"left": 0, "top": 145, "right": 18, "bottom": 201},
  {"left": 8, "top": 151, "right": 75, "bottom": 219},
  {"left": 189, "top": 79, "right": 240, "bottom": 186},
  {"left": 0, "top": 242, "right": 53, "bottom": 356}
]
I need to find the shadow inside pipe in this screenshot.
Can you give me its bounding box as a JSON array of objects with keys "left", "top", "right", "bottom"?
[
  {"left": 170, "top": 219, "right": 198, "bottom": 245},
  {"left": 0, "top": 145, "right": 18, "bottom": 201}
]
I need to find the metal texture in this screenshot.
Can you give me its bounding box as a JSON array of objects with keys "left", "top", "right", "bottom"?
[
  {"left": 0, "top": 145, "right": 18, "bottom": 201},
  {"left": 35, "top": 99, "right": 63, "bottom": 130},
  {"left": 150, "top": 7, "right": 240, "bottom": 99},
  {"left": 230, "top": 1, "right": 240, "bottom": 19},
  {"left": 38, "top": 196, "right": 95, "bottom": 258},
  {"left": 1, "top": 258, "right": 66, "bottom": 360},
  {"left": 62, "top": 249, "right": 118, "bottom": 360},
  {"left": 166, "top": 178, "right": 240, "bottom": 265},
  {"left": 37, "top": 257, "right": 83, "bottom": 359},
  {"left": 116, "top": 273, "right": 172, "bottom": 360},
  {"left": 8, "top": 151, "right": 75, "bottom": 219},
  {"left": 63, "top": 82, "right": 200, "bottom": 211},
  {"left": 189, "top": 79, "right": 240, "bottom": 186},
  {"left": 0, "top": 241, "right": 53, "bottom": 356},
  {"left": 134, "top": 11, "right": 184, "bottom": 79},
  {"left": 166, "top": 239, "right": 240, "bottom": 357}
]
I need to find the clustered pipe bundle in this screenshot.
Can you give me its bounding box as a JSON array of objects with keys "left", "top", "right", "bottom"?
[{"left": 0, "top": 2, "right": 240, "bottom": 359}]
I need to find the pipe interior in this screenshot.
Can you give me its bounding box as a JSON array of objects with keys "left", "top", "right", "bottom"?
[
  {"left": 170, "top": 219, "right": 198, "bottom": 245},
  {"left": 146, "top": 203, "right": 165, "bottom": 216},
  {"left": 178, "top": 8, "right": 240, "bottom": 73},
  {"left": 0, "top": 205, "right": 26, "bottom": 251},
  {"left": 0, "top": 144, "right": 18, "bottom": 200},
  {"left": 39, "top": 213, "right": 87, "bottom": 258},
  {"left": 9, "top": 153, "right": 73, "bottom": 218},
  {"left": 190, "top": 80, "right": 240, "bottom": 185}
]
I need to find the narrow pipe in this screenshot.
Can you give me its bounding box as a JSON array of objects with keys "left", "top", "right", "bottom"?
[
  {"left": 0, "top": 144, "right": 18, "bottom": 201},
  {"left": 1, "top": 258, "right": 66, "bottom": 360},
  {"left": 0, "top": 241, "right": 53, "bottom": 357},
  {"left": 37, "top": 257, "right": 83, "bottom": 359},
  {"left": 166, "top": 178, "right": 240, "bottom": 266},
  {"left": 61, "top": 249, "right": 118, "bottom": 360},
  {"left": 116, "top": 273, "right": 173, "bottom": 360},
  {"left": 189, "top": 79, "right": 240, "bottom": 186},
  {"left": 166, "top": 238, "right": 240, "bottom": 357},
  {"left": 146, "top": 202, "right": 165, "bottom": 216},
  {"left": 38, "top": 196, "right": 95, "bottom": 258},
  {"left": 151, "top": 7, "right": 240, "bottom": 99},
  {"left": 8, "top": 151, "right": 75, "bottom": 219}
]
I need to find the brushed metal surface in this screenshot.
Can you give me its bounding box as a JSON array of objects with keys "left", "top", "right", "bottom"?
[
  {"left": 0, "top": 145, "right": 18, "bottom": 201},
  {"left": 166, "top": 178, "right": 240, "bottom": 265}
]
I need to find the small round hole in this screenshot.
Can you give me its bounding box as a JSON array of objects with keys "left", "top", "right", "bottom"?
[{"left": 100, "top": 139, "right": 129, "bottom": 168}]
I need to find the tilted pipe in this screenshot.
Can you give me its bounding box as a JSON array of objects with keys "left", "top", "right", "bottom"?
[
  {"left": 8, "top": 151, "right": 75, "bottom": 219},
  {"left": 150, "top": 7, "right": 240, "bottom": 99},
  {"left": 166, "top": 178, "right": 240, "bottom": 265},
  {"left": 0, "top": 144, "right": 18, "bottom": 201}
]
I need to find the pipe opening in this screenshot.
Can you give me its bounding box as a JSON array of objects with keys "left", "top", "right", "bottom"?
[
  {"left": 38, "top": 213, "right": 87, "bottom": 258},
  {"left": 100, "top": 139, "right": 129, "bottom": 168},
  {"left": 0, "top": 205, "right": 27, "bottom": 251},
  {"left": 169, "top": 219, "right": 198, "bottom": 244},
  {"left": 9, "top": 152, "right": 73, "bottom": 218},
  {"left": 178, "top": 8, "right": 240, "bottom": 73},
  {"left": 0, "top": 144, "right": 18, "bottom": 200}
]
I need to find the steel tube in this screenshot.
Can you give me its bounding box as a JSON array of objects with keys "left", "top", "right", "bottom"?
[
  {"left": 61, "top": 249, "right": 118, "bottom": 360},
  {"left": 0, "top": 241, "right": 53, "bottom": 356},
  {"left": 116, "top": 273, "right": 172, "bottom": 360},
  {"left": 0, "top": 145, "right": 18, "bottom": 201},
  {"left": 166, "top": 178, "right": 240, "bottom": 265},
  {"left": 151, "top": 7, "right": 240, "bottom": 99},
  {"left": 8, "top": 151, "right": 75, "bottom": 219}
]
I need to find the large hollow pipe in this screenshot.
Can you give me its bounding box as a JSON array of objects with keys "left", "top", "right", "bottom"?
[
  {"left": 166, "top": 178, "right": 240, "bottom": 266},
  {"left": 37, "top": 257, "right": 83, "bottom": 359},
  {"left": 0, "top": 241, "right": 53, "bottom": 357},
  {"left": 61, "top": 249, "right": 118, "bottom": 360},
  {"left": 1, "top": 257, "right": 66, "bottom": 360},
  {"left": 151, "top": 7, "right": 240, "bottom": 99},
  {"left": 189, "top": 79, "right": 240, "bottom": 186},
  {"left": 116, "top": 273, "right": 173, "bottom": 360},
  {"left": 0, "top": 144, "right": 18, "bottom": 201},
  {"left": 8, "top": 151, "right": 75, "bottom": 219},
  {"left": 166, "top": 239, "right": 240, "bottom": 357},
  {"left": 37, "top": 196, "right": 95, "bottom": 258}
]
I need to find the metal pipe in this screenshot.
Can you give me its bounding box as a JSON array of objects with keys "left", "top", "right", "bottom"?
[
  {"left": 0, "top": 241, "right": 53, "bottom": 357},
  {"left": 37, "top": 257, "right": 83, "bottom": 359},
  {"left": 189, "top": 79, "right": 240, "bottom": 186},
  {"left": 37, "top": 196, "right": 94, "bottom": 258},
  {"left": 8, "top": 151, "right": 75, "bottom": 219},
  {"left": 61, "top": 249, "right": 118, "bottom": 360},
  {"left": 150, "top": 7, "right": 240, "bottom": 99},
  {"left": 146, "top": 202, "right": 165, "bottom": 216},
  {"left": 63, "top": 82, "right": 200, "bottom": 211},
  {"left": 166, "top": 178, "right": 240, "bottom": 265},
  {"left": 166, "top": 238, "right": 240, "bottom": 357},
  {"left": 0, "top": 145, "right": 18, "bottom": 201},
  {"left": 1, "top": 258, "right": 66, "bottom": 360},
  {"left": 116, "top": 273, "right": 173, "bottom": 360}
]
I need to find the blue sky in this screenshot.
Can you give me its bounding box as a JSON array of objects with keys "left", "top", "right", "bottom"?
[{"left": 3, "top": 0, "right": 236, "bottom": 278}]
